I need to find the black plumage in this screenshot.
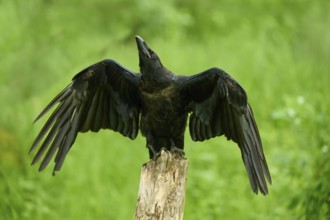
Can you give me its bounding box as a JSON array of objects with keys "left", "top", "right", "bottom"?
[{"left": 30, "top": 36, "right": 271, "bottom": 195}]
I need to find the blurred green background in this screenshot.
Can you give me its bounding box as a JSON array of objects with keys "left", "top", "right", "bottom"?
[{"left": 1, "top": 0, "right": 329, "bottom": 219}]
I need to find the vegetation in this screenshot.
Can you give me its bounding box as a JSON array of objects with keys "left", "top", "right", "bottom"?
[{"left": 0, "top": 0, "right": 329, "bottom": 219}]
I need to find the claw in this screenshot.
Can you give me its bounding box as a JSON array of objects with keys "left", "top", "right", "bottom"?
[
  {"left": 152, "top": 147, "right": 166, "bottom": 160},
  {"left": 170, "top": 145, "right": 185, "bottom": 157},
  {"left": 170, "top": 139, "right": 185, "bottom": 157},
  {"left": 148, "top": 144, "right": 157, "bottom": 158}
]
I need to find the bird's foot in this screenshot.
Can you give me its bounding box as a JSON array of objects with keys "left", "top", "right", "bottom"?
[
  {"left": 169, "top": 138, "right": 185, "bottom": 157},
  {"left": 170, "top": 145, "right": 185, "bottom": 158},
  {"left": 152, "top": 147, "right": 167, "bottom": 160}
]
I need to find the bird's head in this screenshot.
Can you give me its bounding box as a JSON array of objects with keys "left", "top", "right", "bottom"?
[{"left": 135, "top": 36, "right": 163, "bottom": 74}]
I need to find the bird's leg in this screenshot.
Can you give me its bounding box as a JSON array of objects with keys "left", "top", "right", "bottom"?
[
  {"left": 149, "top": 145, "right": 167, "bottom": 160},
  {"left": 146, "top": 135, "right": 165, "bottom": 160},
  {"left": 170, "top": 139, "right": 185, "bottom": 157},
  {"left": 146, "top": 133, "right": 157, "bottom": 159},
  {"left": 152, "top": 148, "right": 167, "bottom": 160},
  {"left": 151, "top": 138, "right": 166, "bottom": 160},
  {"left": 148, "top": 143, "right": 158, "bottom": 158}
]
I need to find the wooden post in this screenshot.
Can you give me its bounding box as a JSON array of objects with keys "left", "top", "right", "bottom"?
[{"left": 134, "top": 150, "right": 189, "bottom": 220}]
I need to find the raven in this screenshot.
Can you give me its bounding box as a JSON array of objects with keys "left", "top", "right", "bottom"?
[{"left": 30, "top": 36, "right": 271, "bottom": 195}]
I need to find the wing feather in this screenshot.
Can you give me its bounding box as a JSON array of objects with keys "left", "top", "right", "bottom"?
[
  {"left": 30, "top": 59, "right": 141, "bottom": 174},
  {"left": 33, "top": 84, "right": 72, "bottom": 123},
  {"left": 39, "top": 121, "right": 71, "bottom": 171},
  {"left": 30, "top": 94, "right": 73, "bottom": 153},
  {"left": 182, "top": 67, "right": 271, "bottom": 195},
  {"left": 85, "top": 89, "right": 100, "bottom": 131}
]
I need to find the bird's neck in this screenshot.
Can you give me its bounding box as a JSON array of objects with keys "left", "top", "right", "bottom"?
[{"left": 141, "top": 67, "right": 175, "bottom": 91}]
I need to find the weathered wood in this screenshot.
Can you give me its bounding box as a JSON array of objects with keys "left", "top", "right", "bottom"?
[{"left": 134, "top": 150, "right": 189, "bottom": 220}]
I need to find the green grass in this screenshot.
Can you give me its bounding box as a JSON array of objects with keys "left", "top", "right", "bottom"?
[{"left": 1, "top": 0, "right": 329, "bottom": 219}]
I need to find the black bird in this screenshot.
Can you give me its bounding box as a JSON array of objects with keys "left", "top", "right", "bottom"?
[{"left": 30, "top": 36, "right": 271, "bottom": 194}]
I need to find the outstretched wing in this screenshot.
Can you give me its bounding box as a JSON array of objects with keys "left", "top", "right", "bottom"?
[
  {"left": 181, "top": 67, "right": 271, "bottom": 195},
  {"left": 30, "top": 59, "right": 141, "bottom": 174}
]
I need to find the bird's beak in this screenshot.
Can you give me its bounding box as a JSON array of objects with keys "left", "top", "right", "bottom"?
[{"left": 136, "top": 35, "right": 151, "bottom": 59}]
